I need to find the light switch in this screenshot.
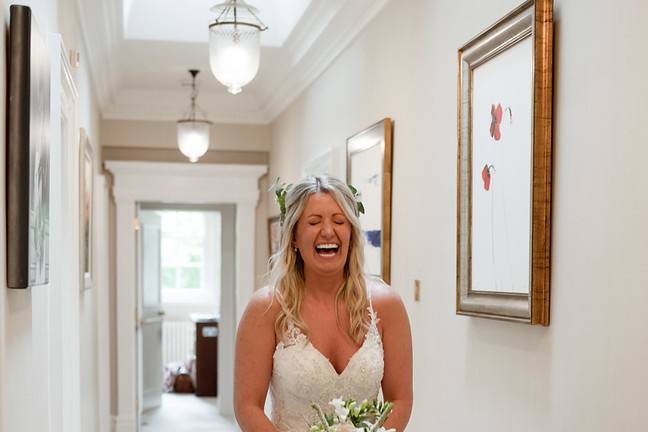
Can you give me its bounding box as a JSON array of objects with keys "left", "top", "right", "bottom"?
[
  {"left": 69, "top": 49, "right": 80, "bottom": 68},
  {"left": 414, "top": 279, "right": 421, "bottom": 302}
]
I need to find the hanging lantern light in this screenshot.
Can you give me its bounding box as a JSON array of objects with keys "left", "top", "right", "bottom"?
[
  {"left": 208, "top": 0, "right": 268, "bottom": 95},
  {"left": 177, "top": 69, "right": 212, "bottom": 163}
]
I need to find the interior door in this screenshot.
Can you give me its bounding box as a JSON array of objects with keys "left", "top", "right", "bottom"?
[{"left": 138, "top": 209, "right": 164, "bottom": 414}]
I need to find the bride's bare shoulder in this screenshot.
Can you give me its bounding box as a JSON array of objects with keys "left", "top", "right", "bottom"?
[
  {"left": 366, "top": 277, "right": 406, "bottom": 318},
  {"left": 241, "top": 286, "right": 282, "bottom": 324}
]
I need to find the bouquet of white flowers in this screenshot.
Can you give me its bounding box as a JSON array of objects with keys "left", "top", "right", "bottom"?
[{"left": 308, "top": 398, "right": 395, "bottom": 432}]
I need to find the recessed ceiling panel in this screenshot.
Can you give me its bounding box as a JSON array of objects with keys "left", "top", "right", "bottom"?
[{"left": 123, "top": 0, "right": 312, "bottom": 47}]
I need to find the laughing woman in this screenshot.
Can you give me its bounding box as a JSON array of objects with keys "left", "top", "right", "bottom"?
[{"left": 234, "top": 175, "right": 412, "bottom": 431}]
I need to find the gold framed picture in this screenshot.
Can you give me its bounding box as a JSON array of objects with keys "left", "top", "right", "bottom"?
[
  {"left": 456, "top": 0, "right": 553, "bottom": 324},
  {"left": 346, "top": 118, "right": 393, "bottom": 284}
]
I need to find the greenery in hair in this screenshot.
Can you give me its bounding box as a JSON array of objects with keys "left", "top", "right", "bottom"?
[
  {"left": 273, "top": 177, "right": 364, "bottom": 226},
  {"left": 273, "top": 177, "right": 292, "bottom": 225},
  {"left": 347, "top": 184, "right": 365, "bottom": 215}
]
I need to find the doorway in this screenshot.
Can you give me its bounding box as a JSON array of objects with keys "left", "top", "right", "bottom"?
[
  {"left": 136, "top": 203, "right": 236, "bottom": 431},
  {"left": 106, "top": 160, "right": 267, "bottom": 432}
]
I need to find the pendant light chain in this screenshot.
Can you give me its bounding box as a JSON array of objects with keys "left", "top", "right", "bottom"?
[
  {"left": 233, "top": 1, "right": 238, "bottom": 30},
  {"left": 177, "top": 69, "right": 212, "bottom": 163},
  {"left": 190, "top": 70, "right": 198, "bottom": 122}
]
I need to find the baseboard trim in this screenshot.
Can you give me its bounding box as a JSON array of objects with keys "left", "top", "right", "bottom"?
[
  {"left": 112, "top": 415, "right": 136, "bottom": 432},
  {"left": 143, "top": 388, "right": 162, "bottom": 411}
]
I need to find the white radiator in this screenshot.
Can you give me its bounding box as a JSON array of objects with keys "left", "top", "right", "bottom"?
[{"left": 162, "top": 321, "right": 194, "bottom": 365}]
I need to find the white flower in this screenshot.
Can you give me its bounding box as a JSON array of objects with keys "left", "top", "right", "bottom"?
[
  {"left": 329, "top": 398, "right": 349, "bottom": 422},
  {"left": 333, "top": 423, "right": 362, "bottom": 432}
]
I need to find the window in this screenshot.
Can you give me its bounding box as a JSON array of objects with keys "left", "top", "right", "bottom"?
[
  {"left": 160, "top": 211, "right": 205, "bottom": 290},
  {"left": 158, "top": 210, "right": 221, "bottom": 305}
]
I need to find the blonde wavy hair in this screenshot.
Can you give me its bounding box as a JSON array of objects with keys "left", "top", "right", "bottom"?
[{"left": 269, "top": 175, "right": 369, "bottom": 344}]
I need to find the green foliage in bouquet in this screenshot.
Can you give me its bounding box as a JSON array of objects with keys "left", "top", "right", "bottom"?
[{"left": 309, "top": 398, "right": 394, "bottom": 432}]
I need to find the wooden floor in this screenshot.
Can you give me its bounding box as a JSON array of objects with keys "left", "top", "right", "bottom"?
[{"left": 141, "top": 393, "right": 238, "bottom": 432}]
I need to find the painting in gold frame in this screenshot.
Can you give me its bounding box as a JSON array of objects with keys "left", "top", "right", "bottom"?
[
  {"left": 346, "top": 118, "right": 393, "bottom": 284},
  {"left": 456, "top": 0, "right": 553, "bottom": 325}
]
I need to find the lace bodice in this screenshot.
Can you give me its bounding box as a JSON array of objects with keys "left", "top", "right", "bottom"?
[{"left": 269, "top": 284, "right": 384, "bottom": 431}]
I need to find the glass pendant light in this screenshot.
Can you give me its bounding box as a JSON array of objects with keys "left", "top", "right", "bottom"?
[
  {"left": 177, "top": 70, "right": 212, "bottom": 163},
  {"left": 208, "top": 0, "right": 268, "bottom": 95}
]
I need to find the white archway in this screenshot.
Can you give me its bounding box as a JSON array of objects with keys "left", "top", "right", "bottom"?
[{"left": 106, "top": 161, "right": 267, "bottom": 432}]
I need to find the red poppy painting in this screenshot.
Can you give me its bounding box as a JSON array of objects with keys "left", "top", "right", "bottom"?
[
  {"left": 481, "top": 164, "right": 493, "bottom": 191},
  {"left": 467, "top": 35, "right": 535, "bottom": 296},
  {"left": 490, "top": 103, "right": 503, "bottom": 140}
]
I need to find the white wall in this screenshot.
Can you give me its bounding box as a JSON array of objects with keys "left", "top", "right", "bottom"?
[
  {"left": 69, "top": 15, "right": 107, "bottom": 432},
  {"left": 269, "top": 0, "right": 648, "bottom": 430},
  {"left": 0, "top": 2, "right": 56, "bottom": 429},
  {"left": 101, "top": 119, "right": 271, "bottom": 151},
  {"left": 0, "top": 0, "right": 109, "bottom": 431}
]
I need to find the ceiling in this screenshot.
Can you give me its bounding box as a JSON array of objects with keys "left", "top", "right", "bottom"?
[
  {"left": 75, "top": 0, "right": 391, "bottom": 125},
  {"left": 123, "top": 0, "right": 311, "bottom": 46}
]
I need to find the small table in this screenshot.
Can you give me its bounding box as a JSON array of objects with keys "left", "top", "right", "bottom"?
[{"left": 190, "top": 314, "right": 219, "bottom": 397}]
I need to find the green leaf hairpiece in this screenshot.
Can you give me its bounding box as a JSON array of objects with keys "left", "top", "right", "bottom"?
[
  {"left": 273, "top": 177, "right": 292, "bottom": 225},
  {"left": 347, "top": 184, "right": 365, "bottom": 216}
]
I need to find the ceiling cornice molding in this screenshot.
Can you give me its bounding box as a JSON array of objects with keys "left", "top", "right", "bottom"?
[
  {"left": 282, "top": 0, "right": 345, "bottom": 66},
  {"left": 74, "top": 0, "right": 121, "bottom": 111},
  {"left": 103, "top": 89, "right": 270, "bottom": 125},
  {"left": 263, "top": 0, "right": 391, "bottom": 121}
]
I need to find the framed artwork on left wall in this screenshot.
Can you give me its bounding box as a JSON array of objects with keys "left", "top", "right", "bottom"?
[
  {"left": 80, "top": 129, "right": 94, "bottom": 290},
  {"left": 7, "top": 5, "right": 51, "bottom": 289}
]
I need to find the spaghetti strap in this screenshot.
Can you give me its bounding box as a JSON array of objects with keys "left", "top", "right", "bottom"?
[{"left": 367, "top": 279, "right": 374, "bottom": 304}]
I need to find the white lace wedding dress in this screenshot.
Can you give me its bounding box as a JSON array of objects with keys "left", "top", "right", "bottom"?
[{"left": 269, "top": 285, "right": 384, "bottom": 431}]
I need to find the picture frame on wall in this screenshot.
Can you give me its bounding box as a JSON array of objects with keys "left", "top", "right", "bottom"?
[
  {"left": 6, "top": 5, "right": 51, "bottom": 289},
  {"left": 80, "top": 129, "right": 94, "bottom": 290},
  {"left": 268, "top": 216, "right": 281, "bottom": 256},
  {"left": 456, "top": 0, "right": 553, "bottom": 324},
  {"left": 346, "top": 118, "right": 393, "bottom": 284}
]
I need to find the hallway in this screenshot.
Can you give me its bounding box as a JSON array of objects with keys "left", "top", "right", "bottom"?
[
  {"left": 1, "top": 0, "right": 648, "bottom": 431},
  {"left": 141, "top": 394, "right": 237, "bottom": 432}
]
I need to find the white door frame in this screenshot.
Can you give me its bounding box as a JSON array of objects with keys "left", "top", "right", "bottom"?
[
  {"left": 106, "top": 161, "right": 267, "bottom": 432},
  {"left": 136, "top": 208, "right": 163, "bottom": 414}
]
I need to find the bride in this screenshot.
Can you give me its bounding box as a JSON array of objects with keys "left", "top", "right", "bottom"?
[{"left": 234, "top": 175, "right": 412, "bottom": 431}]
